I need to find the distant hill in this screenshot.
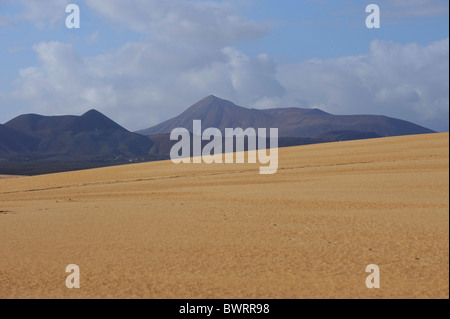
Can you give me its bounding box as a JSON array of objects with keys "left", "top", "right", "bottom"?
[
  {"left": 5, "top": 109, "right": 127, "bottom": 137},
  {"left": 136, "top": 95, "right": 435, "bottom": 138},
  {"left": 1, "top": 110, "right": 155, "bottom": 175},
  {"left": 4, "top": 109, "right": 153, "bottom": 156}
]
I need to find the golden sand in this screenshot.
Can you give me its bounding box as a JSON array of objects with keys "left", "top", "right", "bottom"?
[
  {"left": 0, "top": 175, "right": 20, "bottom": 180},
  {"left": 0, "top": 133, "right": 448, "bottom": 299}
]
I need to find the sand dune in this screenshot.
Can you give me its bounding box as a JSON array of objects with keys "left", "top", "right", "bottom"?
[{"left": 0, "top": 133, "right": 448, "bottom": 299}]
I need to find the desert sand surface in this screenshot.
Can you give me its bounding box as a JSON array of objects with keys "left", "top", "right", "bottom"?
[{"left": 0, "top": 133, "right": 448, "bottom": 299}]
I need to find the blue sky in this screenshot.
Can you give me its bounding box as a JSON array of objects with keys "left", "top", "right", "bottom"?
[{"left": 0, "top": 0, "right": 449, "bottom": 131}]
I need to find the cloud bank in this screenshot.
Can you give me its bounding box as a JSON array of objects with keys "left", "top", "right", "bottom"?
[{"left": 277, "top": 38, "right": 449, "bottom": 131}]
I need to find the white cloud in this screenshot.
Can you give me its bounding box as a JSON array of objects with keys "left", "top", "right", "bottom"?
[
  {"left": 277, "top": 38, "right": 449, "bottom": 131},
  {"left": 222, "top": 48, "right": 285, "bottom": 105}
]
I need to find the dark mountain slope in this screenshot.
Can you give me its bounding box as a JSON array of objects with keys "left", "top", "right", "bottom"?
[
  {"left": 1, "top": 110, "right": 154, "bottom": 175},
  {"left": 3, "top": 109, "right": 152, "bottom": 156},
  {"left": 0, "top": 124, "right": 40, "bottom": 154}
]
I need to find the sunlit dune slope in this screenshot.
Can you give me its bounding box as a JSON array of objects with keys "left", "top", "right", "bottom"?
[{"left": 0, "top": 133, "right": 448, "bottom": 298}]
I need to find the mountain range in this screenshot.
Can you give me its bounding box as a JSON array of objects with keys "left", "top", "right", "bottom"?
[
  {"left": 0, "top": 95, "right": 435, "bottom": 175},
  {"left": 137, "top": 95, "right": 433, "bottom": 138}
]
